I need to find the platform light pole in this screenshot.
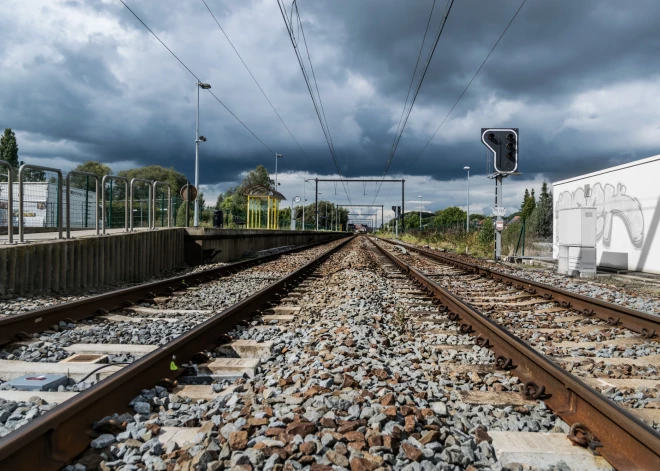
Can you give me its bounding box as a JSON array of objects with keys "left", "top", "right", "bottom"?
[
  {"left": 464, "top": 166, "right": 470, "bottom": 232},
  {"left": 418, "top": 195, "right": 422, "bottom": 231},
  {"left": 194, "top": 81, "right": 211, "bottom": 227},
  {"left": 303, "top": 179, "right": 309, "bottom": 231}
]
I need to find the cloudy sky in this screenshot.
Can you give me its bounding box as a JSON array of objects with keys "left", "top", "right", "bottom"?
[{"left": 2, "top": 0, "right": 659, "bottom": 223}]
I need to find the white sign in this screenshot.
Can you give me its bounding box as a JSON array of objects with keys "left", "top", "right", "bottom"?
[
  {"left": 492, "top": 206, "right": 506, "bottom": 216},
  {"left": 496, "top": 220, "right": 504, "bottom": 231}
]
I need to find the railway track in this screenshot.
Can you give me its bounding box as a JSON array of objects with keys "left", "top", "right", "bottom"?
[
  {"left": 0, "top": 235, "right": 657, "bottom": 470},
  {"left": 0, "top": 237, "right": 352, "bottom": 469},
  {"left": 371, "top": 236, "right": 660, "bottom": 470}
]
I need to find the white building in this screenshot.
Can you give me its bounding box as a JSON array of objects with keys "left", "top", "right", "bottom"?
[
  {"left": 553, "top": 154, "right": 660, "bottom": 274},
  {"left": 0, "top": 182, "right": 97, "bottom": 228}
]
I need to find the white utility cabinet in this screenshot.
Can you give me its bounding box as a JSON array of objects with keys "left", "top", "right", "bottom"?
[{"left": 557, "top": 207, "right": 597, "bottom": 278}]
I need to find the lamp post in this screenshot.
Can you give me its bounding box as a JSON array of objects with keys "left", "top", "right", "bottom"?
[
  {"left": 275, "top": 154, "right": 283, "bottom": 188},
  {"left": 303, "top": 179, "right": 310, "bottom": 231},
  {"left": 418, "top": 195, "right": 422, "bottom": 231},
  {"left": 194, "top": 81, "right": 211, "bottom": 227},
  {"left": 464, "top": 166, "right": 470, "bottom": 232}
]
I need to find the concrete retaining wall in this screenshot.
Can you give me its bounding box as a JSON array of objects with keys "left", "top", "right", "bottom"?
[
  {"left": 184, "top": 228, "right": 348, "bottom": 265},
  {"left": 0, "top": 228, "right": 348, "bottom": 296},
  {"left": 0, "top": 228, "right": 186, "bottom": 296}
]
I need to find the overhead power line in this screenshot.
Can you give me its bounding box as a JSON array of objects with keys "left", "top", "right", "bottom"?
[
  {"left": 118, "top": 0, "right": 274, "bottom": 154},
  {"left": 277, "top": 0, "right": 352, "bottom": 204},
  {"left": 373, "top": 0, "right": 455, "bottom": 203},
  {"left": 406, "top": 0, "right": 528, "bottom": 171},
  {"left": 201, "top": 0, "right": 310, "bottom": 165}
]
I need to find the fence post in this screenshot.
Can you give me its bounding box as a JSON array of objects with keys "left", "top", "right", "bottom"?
[
  {"left": 101, "top": 175, "right": 129, "bottom": 234},
  {"left": 66, "top": 171, "right": 100, "bottom": 238},
  {"left": 129, "top": 178, "right": 153, "bottom": 232},
  {"left": 0, "top": 160, "right": 14, "bottom": 243},
  {"left": 18, "top": 164, "right": 63, "bottom": 242},
  {"left": 152, "top": 181, "right": 172, "bottom": 229}
]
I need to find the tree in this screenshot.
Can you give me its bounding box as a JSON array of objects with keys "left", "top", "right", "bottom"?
[
  {"left": 69, "top": 161, "right": 112, "bottom": 189},
  {"left": 520, "top": 188, "right": 536, "bottom": 220},
  {"left": 433, "top": 206, "right": 467, "bottom": 228},
  {"left": 0, "top": 128, "right": 44, "bottom": 182},
  {"left": 238, "top": 165, "right": 274, "bottom": 190},
  {"left": 117, "top": 165, "right": 187, "bottom": 200},
  {"left": 528, "top": 181, "right": 553, "bottom": 238},
  {"left": 0, "top": 128, "right": 19, "bottom": 170}
]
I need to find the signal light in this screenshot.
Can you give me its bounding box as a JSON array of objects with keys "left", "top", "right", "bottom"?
[{"left": 481, "top": 128, "right": 518, "bottom": 174}]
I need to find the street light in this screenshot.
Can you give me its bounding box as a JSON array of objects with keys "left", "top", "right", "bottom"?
[
  {"left": 464, "top": 166, "right": 470, "bottom": 233},
  {"left": 418, "top": 195, "right": 422, "bottom": 231},
  {"left": 194, "top": 80, "right": 211, "bottom": 227},
  {"left": 275, "top": 154, "right": 283, "bottom": 188}
]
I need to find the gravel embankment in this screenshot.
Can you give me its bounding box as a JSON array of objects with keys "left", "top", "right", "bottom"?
[{"left": 62, "top": 237, "right": 568, "bottom": 470}]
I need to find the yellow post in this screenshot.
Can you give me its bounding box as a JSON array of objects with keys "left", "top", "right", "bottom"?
[{"left": 247, "top": 195, "right": 250, "bottom": 228}]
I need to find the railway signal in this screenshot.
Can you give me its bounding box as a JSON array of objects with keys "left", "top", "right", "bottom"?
[
  {"left": 481, "top": 127, "right": 518, "bottom": 260},
  {"left": 481, "top": 128, "right": 518, "bottom": 174}
]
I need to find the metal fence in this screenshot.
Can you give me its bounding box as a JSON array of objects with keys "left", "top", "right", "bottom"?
[{"left": 1, "top": 163, "right": 182, "bottom": 242}]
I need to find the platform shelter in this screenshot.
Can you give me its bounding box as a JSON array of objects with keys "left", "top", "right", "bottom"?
[{"left": 240, "top": 184, "right": 286, "bottom": 230}]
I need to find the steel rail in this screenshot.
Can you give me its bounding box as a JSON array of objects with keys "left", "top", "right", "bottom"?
[
  {"left": 377, "top": 237, "right": 660, "bottom": 338},
  {"left": 0, "top": 236, "right": 349, "bottom": 346},
  {"left": 368, "top": 236, "right": 660, "bottom": 470},
  {"left": 0, "top": 236, "right": 355, "bottom": 469}
]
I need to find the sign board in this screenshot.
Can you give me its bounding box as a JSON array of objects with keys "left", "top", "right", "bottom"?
[
  {"left": 496, "top": 220, "right": 504, "bottom": 231},
  {"left": 492, "top": 206, "right": 506, "bottom": 216},
  {"left": 180, "top": 184, "right": 198, "bottom": 202}
]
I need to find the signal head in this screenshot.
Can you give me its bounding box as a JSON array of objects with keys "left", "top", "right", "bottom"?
[
  {"left": 506, "top": 133, "right": 515, "bottom": 141},
  {"left": 488, "top": 133, "right": 495, "bottom": 141}
]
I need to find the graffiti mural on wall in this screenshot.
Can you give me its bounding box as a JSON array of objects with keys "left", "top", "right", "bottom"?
[{"left": 555, "top": 183, "right": 644, "bottom": 248}]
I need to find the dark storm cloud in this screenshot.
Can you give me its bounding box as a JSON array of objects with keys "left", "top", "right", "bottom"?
[{"left": 2, "top": 0, "right": 660, "bottom": 194}]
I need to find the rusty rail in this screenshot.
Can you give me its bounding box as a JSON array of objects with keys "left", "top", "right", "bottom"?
[
  {"left": 0, "top": 236, "right": 350, "bottom": 346},
  {"left": 0, "top": 236, "right": 355, "bottom": 469},
  {"left": 377, "top": 236, "right": 660, "bottom": 337},
  {"left": 369, "top": 236, "right": 660, "bottom": 470}
]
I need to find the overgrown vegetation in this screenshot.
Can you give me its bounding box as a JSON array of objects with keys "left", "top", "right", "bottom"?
[{"left": 379, "top": 182, "right": 555, "bottom": 259}]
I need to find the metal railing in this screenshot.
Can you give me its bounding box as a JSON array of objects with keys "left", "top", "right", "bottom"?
[
  {"left": 0, "top": 160, "right": 14, "bottom": 244},
  {"left": 152, "top": 181, "right": 172, "bottom": 229},
  {"left": 130, "top": 178, "right": 152, "bottom": 231},
  {"left": 66, "top": 171, "right": 100, "bottom": 239},
  {"left": 18, "top": 164, "right": 63, "bottom": 243},
  {"left": 101, "top": 175, "right": 128, "bottom": 235}
]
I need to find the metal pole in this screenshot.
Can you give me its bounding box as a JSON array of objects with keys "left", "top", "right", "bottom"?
[
  {"left": 194, "top": 81, "right": 200, "bottom": 227},
  {"left": 381, "top": 206, "right": 383, "bottom": 233},
  {"left": 275, "top": 154, "right": 278, "bottom": 189},
  {"left": 0, "top": 161, "right": 13, "bottom": 243},
  {"left": 315, "top": 178, "right": 318, "bottom": 231},
  {"left": 85, "top": 176, "right": 89, "bottom": 228},
  {"left": 419, "top": 196, "right": 422, "bottom": 231},
  {"left": 466, "top": 169, "right": 470, "bottom": 233},
  {"left": 401, "top": 179, "right": 405, "bottom": 234},
  {"left": 325, "top": 203, "right": 327, "bottom": 231},
  {"left": 302, "top": 180, "right": 305, "bottom": 231},
  {"left": 185, "top": 181, "right": 190, "bottom": 227},
  {"left": 109, "top": 180, "right": 113, "bottom": 229},
  {"left": 495, "top": 175, "right": 502, "bottom": 260}
]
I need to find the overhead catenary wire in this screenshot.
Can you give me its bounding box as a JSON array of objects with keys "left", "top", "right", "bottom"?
[
  {"left": 118, "top": 0, "right": 275, "bottom": 154},
  {"left": 201, "top": 0, "right": 311, "bottom": 165},
  {"left": 406, "top": 0, "right": 528, "bottom": 171},
  {"left": 277, "top": 0, "right": 352, "bottom": 204},
  {"left": 372, "top": 0, "right": 455, "bottom": 203}
]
